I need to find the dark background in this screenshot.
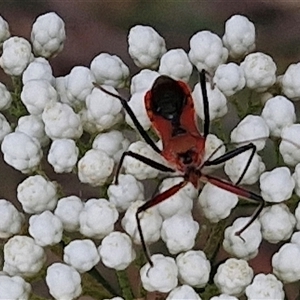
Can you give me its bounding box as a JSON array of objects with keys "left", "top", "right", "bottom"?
[{"left": 0, "top": 1, "right": 299, "bottom": 80}]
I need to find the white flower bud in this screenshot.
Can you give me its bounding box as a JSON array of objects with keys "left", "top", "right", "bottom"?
[
  {"left": 48, "top": 139, "right": 79, "bottom": 173},
  {"left": 21, "top": 79, "right": 58, "bottom": 115},
  {"left": 16, "top": 115, "right": 49, "bottom": 147},
  {"left": 214, "top": 63, "right": 245, "bottom": 96},
  {"left": 54, "top": 196, "right": 84, "bottom": 232},
  {"left": 202, "top": 134, "right": 226, "bottom": 173},
  {"left": 223, "top": 15, "right": 255, "bottom": 59},
  {"left": 210, "top": 294, "right": 238, "bottom": 300},
  {"left": 158, "top": 48, "right": 193, "bottom": 82},
  {"left": 128, "top": 25, "right": 166, "bottom": 69},
  {"left": 224, "top": 150, "right": 265, "bottom": 185},
  {"left": 0, "top": 113, "right": 12, "bottom": 142},
  {"left": 140, "top": 254, "right": 178, "bottom": 293},
  {"left": 108, "top": 174, "right": 144, "bottom": 212},
  {"left": 130, "top": 69, "right": 160, "bottom": 94},
  {"left": 17, "top": 175, "right": 58, "bottom": 213},
  {"left": 0, "top": 15, "right": 10, "bottom": 44},
  {"left": 0, "top": 199, "right": 24, "bottom": 239},
  {"left": 241, "top": 52, "right": 277, "bottom": 92},
  {"left": 176, "top": 250, "right": 210, "bottom": 288},
  {"left": 91, "top": 53, "right": 129, "bottom": 88},
  {"left": 125, "top": 91, "right": 152, "bottom": 130},
  {"left": 64, "top": 239, "right": 100, "bottom": 273},
  {"left": 0, "top": 37, "right": 33, "bottom": 76},
  {"left": 260, "top": 167, "right": 295, "bottom": 203},
  {"left": 189, "top": 31, "right": 228, "bottom": 72},
  {"left": 223, "top": 217, "right": 262, "bottom": 260},
  {"left": 31, "top": 12, "right": 66, "bottom": 58},
  {"left": 281, "top": 62, "right": 300, "bottom": 101},
  {"left": 161, "top": 213, "right": 199, "bottom": 254},
  {"left": 198, "top": 182, "right": 238, "bottom": 223},
  {"left": 123, "top": 141, "right": 164, "bottom": 180},
  {"left": 3, "top": 236, "right": 46, "bottom": 277},
  {"left": 22, "top": 57, "right": 54, "bottom": 85},
  {"left": 291, "top": 232, "right": 300, "bottom": 247},
  {"left": 279, "top": 124, "right": 300, "bottom": 166},
  {"left": 78, "top": 149, "right": 114, "bottom": 187},
  {"left": 230, "top": 115, "right": 269, "bottom": 151},
  {"left": 92, "top": 130, "right": 130, "bottom": 163},
  {"left": 192, "top": 82, "right": 227, "bottom": 121},
  {"left": 261, "top": 95, "right": 296, "bottom": 137},
  {"left": 0, "top": 275, "right": 31, "bottom": 300},
  {"left": 122, "top": 200, "right": 162, "bottom": 245},
  {"left": 29, "top": 211, "right": 63, "bottom": 246},
  {"left": 85, "top": 86, "right": 123, "bottom": 132},
  {"left": 166, "top": 285, "right": 201, "bottom": 300},
  {"left": 79, "top": 198, "right": 118, "bottom": 239},
  {"left": 98, "top": 232, "right": 136, "bottom": 270},
  {"left": 157, "top": 177, "right": 196, "bottom": 219},
  {"left": 245, "top": 273, "right": 284, "bottom": 300},
  {"left": 259, "top": 204, "right": 296, "bottom": 243},
  {"left": 272, "top": 243, "right": 300, "bottom": 283},
  {"left": 0, "top": 82, "right": 12, "bottom": 110},
  {"left": 46, "top": 263, "right": 82, "bottom": 300},
  {"left": 1, "top": 132, "right": 42, "bottom": 174},
  {"left": 64, "top": 66, "right": 95, "bottom": 106},
  {"left": 214, "top": 258, "right": 253, "bottom": 296},
  {"left": 42, "top": 101, "right": 83, "bottom": 140}
]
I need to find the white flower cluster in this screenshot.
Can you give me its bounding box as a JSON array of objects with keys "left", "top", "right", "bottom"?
[{"left": 0, "top": 11, "right": 300, "bottom": 300}]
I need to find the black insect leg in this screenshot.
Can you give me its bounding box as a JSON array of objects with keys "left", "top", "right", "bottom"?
[
  {"left": 203, "top": 143, "right": 256, "bottom": 185},
  {"left": 136, "top": 180, "right": 188, "bottom": 266},
  {"left": 94, "top": 83, "right": 161, "bottom": 154},
  {"left": 199, "top": 69, "right": 210, "bottom": 138},
  {"left": 114, "top": 150, "right": 175, "bottom": 184},
  {"left": 202, "top": 174, "right": 265, "bottom": 237}
]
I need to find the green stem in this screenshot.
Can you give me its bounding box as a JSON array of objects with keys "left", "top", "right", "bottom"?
[
  {"left": 27, "top": 266, "right": 47, "bottom": 285},
  {"left": 76, "top": 132, "right": 94, "bottom": 158},
  {"left": 247, "top": 89, "right": 263, "bottom": 115},
  {"left": 199, "top": 282, "right": 220, "bottom": 300},
  {"left": 133, "top": 250, "right": 147, "bottom": 298},
  {"left": 84, "top": 267, "right": 117, "bottom": 298},
  {"left": 98, "top": 183, "right": 110, "bottom": 199},
  {"left": 285, "top": 194, "right": 300, "bottom": 213},
  {"left": 213, "top": 118, "right": 228, "bottom": 144},
  {"left": 230, "top": 94, "right": 245, "bottom": 119},
  {"left": 29, "top": 293, "right": 48, "bottom": 300},
  {"left": 9, "top": 76, "right": 27, "bottom": 120},
  {"left": 116, "top": 269, "right": 134, "bottom": 300},
  {"left": 272, "top": 138, "right": 285, "bottom": 166},
  {"left": 203, "top": 219, "right": 227, "bottom": 262}
]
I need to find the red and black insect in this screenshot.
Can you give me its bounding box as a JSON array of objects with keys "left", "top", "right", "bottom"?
[{"left": 98, "top": 70, "right": 264, "bottom": 266}]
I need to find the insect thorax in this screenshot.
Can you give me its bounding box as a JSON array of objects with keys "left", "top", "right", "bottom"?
[{"left": 151, "top": 76, "right": 187, "bottom": 122}]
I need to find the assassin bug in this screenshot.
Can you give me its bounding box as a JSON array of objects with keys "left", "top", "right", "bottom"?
[{"left": 97, "top": 70, "right": 264, "bottom": 266}]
